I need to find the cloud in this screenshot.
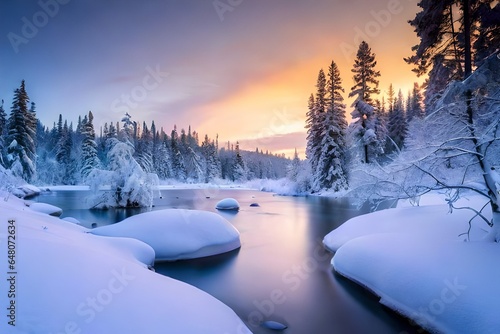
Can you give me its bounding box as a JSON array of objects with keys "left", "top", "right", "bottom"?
[{"left": 238, "top": 131, "right": 306, "bottom": 155}]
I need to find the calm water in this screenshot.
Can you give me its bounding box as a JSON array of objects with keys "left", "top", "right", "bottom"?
[{"left": 34, "top": 188, "right": 422, "bottom": 334}]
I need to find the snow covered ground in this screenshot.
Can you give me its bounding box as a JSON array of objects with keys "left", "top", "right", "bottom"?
[
  {"left": 0, "top": 193, "right": 251, "bottom": 333},
  {"left": 45, "top": 183, "right": 254, "bottom": 191},
  {"left": 91, "top": 209, "right": 241, "bottom": 261},
  {"left": 324, "top": 193, "right": 499, "bottom": 333}
]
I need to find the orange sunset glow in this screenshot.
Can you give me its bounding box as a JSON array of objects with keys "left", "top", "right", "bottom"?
[{"left": 1, "top": 0, "right": 425, "bottom": 158}]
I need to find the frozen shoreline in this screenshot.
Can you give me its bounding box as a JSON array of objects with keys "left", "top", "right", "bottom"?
[
  {"left": 0, "top": 192, "right": 251, "bottom": 333},
  {"left": 324, "top": 193, "right": 497, "bottom": 333}
]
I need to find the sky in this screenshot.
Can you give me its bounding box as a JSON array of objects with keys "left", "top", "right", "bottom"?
[{"left": 0, "top": 0, "right": 424, "bottom": 158}]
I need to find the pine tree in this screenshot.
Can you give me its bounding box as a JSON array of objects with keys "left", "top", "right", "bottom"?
[
  {"left": 473, "top": 2, "right": 500, "bottom": 66},
  {"left": 348, "top": 41, "right": 381, "bottom": 163},
  {"left": 56, "top": 114, "right": 64, "bottom": 144},
  {"left": 314, "top": 60, "right": 348, "bottom": 191},
  {"left": 387, "top": 90, "right": 408, "bottom": 151},
  {"left": 26, "top": 101, "right": 37, "bottom": 158},
  {"left": 406, "top": 0, "right": 499, "bottom": 98},
  {"left": 305, "top": 69, "right": 327, "bottom": 175},
  {"left": 286, "top": 148, "right": 301, "bottom": 181},
  {"left": 7, "top": 80, "right": 36, "bottom": 181},
  {"left": 201, "top": 134, "right": 221, "bottom": 183},
  {"left": 349, "top": 41, "right": 381, "bottom": 105},
  {"left": 186, "top": 146, "right": 204, "bottom": 182},
  {"left": 170, "top": 126, "right": 186, "bottom": 181},
  {"left": 305, "top": 94, "right": 318, "bottom": 168},
  {"left": 136, "top": 121, "right": 153, "bottom": 173},
  {"left": 107, "top": 122, "right": 117, "bottom": 139},
  {"left": 422, "top": 55, "right": 455, "bottom": 111},
  {"left": 56, "top": 118, "right": 70, "bottom": 164},
  {"left": 232, "top": 141, "right": 246, "bottom": 181},
  {"left": 153, "top": 134, "right": 173, "bottom": 180},
  {"left": 0, "top": 100, "right": 7, "bottom": 167},
  {"left": 120, "top": 112, "right": 135, "bottom": 146},
  {"left": 349, "top": 100, "right": 377, "bottom": 163},
  {"left": 374, "top": 99, "right": 388, "bottom": 157},
  {"left": 81, "top": 111, "right": 100, "bottom": 180},
  {"left": 407, "top": 82, "right": 424, "bottom": 122},
  {"left": 406, "top": 91, "right": 412, "bottom": 122},
  {"left": 387, "top": 84, "right": 395, "bottom": 114},
  {"left": 53, "top": 119, "right": 73, "bottom": 184}
]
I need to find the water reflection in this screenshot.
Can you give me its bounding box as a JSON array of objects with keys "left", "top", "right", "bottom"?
[{"left": 34, "top": 189, "right": 422, "bottom": 334}]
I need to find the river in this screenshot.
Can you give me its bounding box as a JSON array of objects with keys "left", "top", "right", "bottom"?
[{"left": 34, "top": 188, "right": 422, "bottom": 334}]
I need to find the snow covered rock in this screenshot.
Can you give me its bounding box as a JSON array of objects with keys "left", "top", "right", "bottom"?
[
  {"left": 29, "top": 202, "right": 63, "bottom": 217},
  {"left": 91, "top": 209, "right": 241, "bottom": 261},
  {"left": 16, "top": 184, "right": 41, "bottom": 198},
  {"left": 0, "top": 193, "right": 251, "bottom": 334},
  {"left": 261, "top": 320, "right": 287, "bottom": 330},
  {"left": 216, "top": 198, "right": 240, "bottom": 211}
]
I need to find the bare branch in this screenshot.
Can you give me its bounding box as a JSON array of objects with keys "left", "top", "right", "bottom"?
[{"left": 412, "top": 164, "right": 491, "bottom": 198}]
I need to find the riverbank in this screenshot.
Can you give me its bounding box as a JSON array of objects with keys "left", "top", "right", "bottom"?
[
  {"left": 25, "top": 186, "right": 424, "bottom": 333},
  {"left": 324, "top": 193, "right": 497, "bottom": 333},
  {"left": 0, "top": 191, "right": 251, "bottom": 333}
]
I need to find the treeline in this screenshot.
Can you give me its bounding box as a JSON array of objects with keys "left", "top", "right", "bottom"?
[
  {"left": 0, "top": 84, "right": 290, "bottom": 186},
  {"left": 302, "top": 0, "right": 499, "bottom": 193}
]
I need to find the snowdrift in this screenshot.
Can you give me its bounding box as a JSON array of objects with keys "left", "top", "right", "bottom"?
[
  {"left": 28, "top": 202, "right": 63, "bottom": 217},
  {"left": 0, "top": 194, "right": 250, "bottom": 333},
  {"left": 324, "top": 196, "right": 499, "bottom": 333},
  {"left": 92, "top": 209, "right": 242, "bottom": 261}
]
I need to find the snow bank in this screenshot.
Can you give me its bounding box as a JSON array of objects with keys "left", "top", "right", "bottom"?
[
  {"left": 28, "top": 202, "right": 63, "bottom": 217},
  {"left": 92, "top": 209, "right": 241, "bottom": 261},
  {"left": 0, "top": 193, "right": 251, "bottom": 334},
  {"left": 324, "top": 199, "right": 490, "bottom": 252},
  {"left": 243, "top": 178, "right": 306, "bottom": 196},
  {"left": 333, "top": 234, "right": 500, "bottom": 333},
  {"left": 216, "top": 198, "right": 240, "bottom": 211},
  {"left": 47, "top": 185, "right": 90, "bottom": 191},
  {"left": 324, "top": 196, "right": 498, "bottom": 333},
  {"left": 8, "top": 184, "right": 41, "bottom": 199},
  {"left": 15, "top": 184, "right": 41, "bottom": 198}
]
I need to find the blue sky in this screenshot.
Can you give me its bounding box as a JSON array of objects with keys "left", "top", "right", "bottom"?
[{"left": 0, "top": 0, "right": 422, "bottom": 157}]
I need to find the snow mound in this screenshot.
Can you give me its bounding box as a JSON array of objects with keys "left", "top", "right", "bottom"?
[
  {"left": 216, "top": 198, "right": 240, "bottom": 211},
  {"left": 0, "top": 193, "right": 251, "bottom": 334},
  {"left": 333, "top": 234, "right": 500, "bottom": 333},
  {"left": 15, "top": 184, "right": 41, "bottom": 198},
  {"left": 323, "top": 202, "right": 490, "bottom": 252},
  {"left": 98, "top": 235, "right": 156, "bottom": 266},
  {"left": 91, "top": 209, "right": 241, "bottom": 261},
  {"left": 325, "top": 196, "right": 496, "bottom": 333},
  {"left": 29, "top": 202, "right": 63, "bottom": 217}
]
